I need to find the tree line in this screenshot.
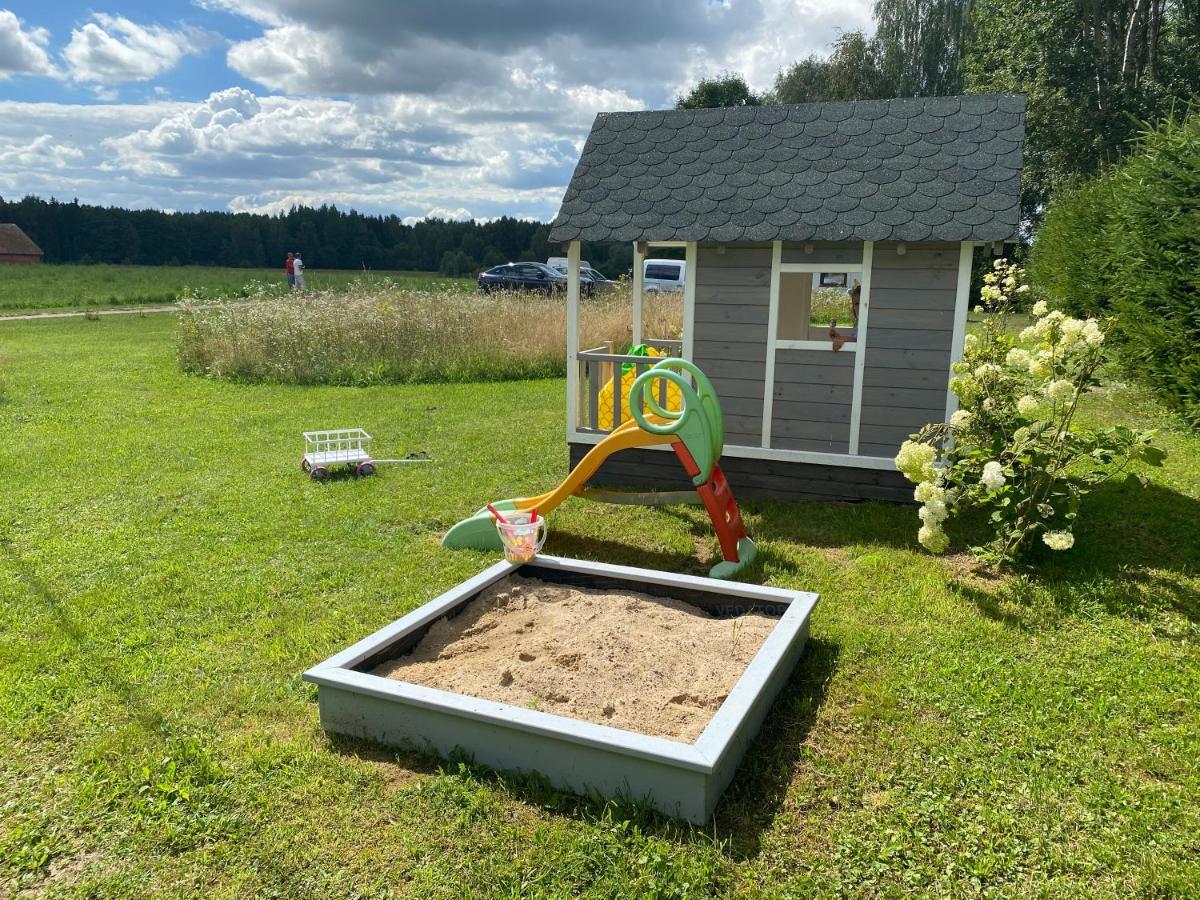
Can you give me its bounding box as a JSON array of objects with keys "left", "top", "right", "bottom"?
[
  {"left": 0, "top": 195, "right": 636, "bottom": 277},
  {"left": 677, "top": 0, "right": 1200, "bottom": 218}
]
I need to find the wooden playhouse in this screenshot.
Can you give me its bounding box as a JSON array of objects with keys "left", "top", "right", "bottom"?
[{"left": 548, "top": 93, "right": 1025, "bottom": 502}]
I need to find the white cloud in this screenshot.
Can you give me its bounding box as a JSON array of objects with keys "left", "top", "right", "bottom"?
[
  {"left": 63, "top": 13, "right": 218, "bottom": 87},
  {"left": 0, "top": 0, "right": 877, "bottom": 222},
  {"left": 0, "top": 9, "right": 57, "bottom": 78}
]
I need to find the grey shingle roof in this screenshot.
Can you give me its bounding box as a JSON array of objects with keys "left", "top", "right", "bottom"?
[{"left": 548, "top": 93, "right": 1024, "bottom": 244}]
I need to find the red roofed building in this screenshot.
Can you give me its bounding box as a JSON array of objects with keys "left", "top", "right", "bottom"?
[{"left": 0, "top": 224, "right": 44, "bottom": 264}]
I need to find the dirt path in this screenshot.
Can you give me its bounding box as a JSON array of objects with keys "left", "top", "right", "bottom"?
[{"left": 0, "top": 305, "right": 180, "bottom": 321}]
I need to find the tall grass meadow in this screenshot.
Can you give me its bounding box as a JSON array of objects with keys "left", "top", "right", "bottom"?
[{"left": 177, "top": 286, "right": 682, "bottom": 386}]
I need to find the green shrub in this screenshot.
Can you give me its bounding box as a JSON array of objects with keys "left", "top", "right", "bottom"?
[
  {"left": 1029, "top": 106, "right": 1200, "bottom": 424},
  {"left": 1107, "top": 111, "right": 1200, "bottom": 425},
  {"left": 1027, "top": 174, "right": 1118, "bottom": 317}
]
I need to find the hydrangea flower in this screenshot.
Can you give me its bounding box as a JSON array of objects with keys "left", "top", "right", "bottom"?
[
  {"left": 1045, "top": 379, "right": 1076, "bottom": 403},
  {"left": 895, "top": 440, "right": 938, "bottom": 484},
  {"left": 1029, "top": 354, "right": 1053, "bottom": 379},
  {"left": 964, "top": 333, "right": 979, "bottom": 349},
  {"left": 1017, "top": 394, "right": 1040, "bottom": 416},
  {"left": 1042, "top": 531, "right": 1075, "bottom": 550},
  {"left": 919, "top": 500, "right": 948, "bottom": 524},
  {"left": 950, "top": 409, "right": 972, "bottom": 429},
  {"left": 1032, "top": 299, "right": 1049, "bottom": 317},
  {"left": 918, "top": 524, "right": 950, "bottom": 553},
  {"left": 1006, "top": 347, "right": 1031, "bottom": 368},
  {"left": 981, "top": 461, "right": 1006, "bottom": 491},
  {"left": 1083, "top": 319, "right": 1104, "bottom": 345},
  {"left": 914, "top": 481, "right": 945, "bottom": 503}
]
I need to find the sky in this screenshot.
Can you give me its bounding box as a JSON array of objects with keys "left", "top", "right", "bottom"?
[{"left": 0, "top": 1, "right": 872, "bottom": 224}]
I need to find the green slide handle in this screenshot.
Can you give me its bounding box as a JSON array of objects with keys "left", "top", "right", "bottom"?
[{"left": 629, "top": 367, "right": 699, "bottom": 436}]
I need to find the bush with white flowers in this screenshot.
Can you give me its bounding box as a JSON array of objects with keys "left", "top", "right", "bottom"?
[{"left": 895, "top": 259, "right": 1165, "bottom": 566}]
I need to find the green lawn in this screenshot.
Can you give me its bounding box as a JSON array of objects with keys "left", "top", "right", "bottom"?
[
  {"left": 1, "top": 314, "right": 1197, "bottom": 897},
  {"left": 0, "top": 264, "right": 472, "bottom": 313}
]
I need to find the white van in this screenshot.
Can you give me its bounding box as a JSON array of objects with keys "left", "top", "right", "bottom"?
[{"left": 643, "top": 258, "right": 686, "bottom": 292}]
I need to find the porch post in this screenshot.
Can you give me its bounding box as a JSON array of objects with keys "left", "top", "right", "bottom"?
[
  {"left": 945, "top": 241, "right": 975, "bottom": 424},
  {"left": 682, "top": 242, "right": 697, "bottom": 360},
  {"left": 565, "top": 240, "right": 582, "bottom": 439},
  {"left": 632, "top": 241, "right": 645, "bottom": 345}
]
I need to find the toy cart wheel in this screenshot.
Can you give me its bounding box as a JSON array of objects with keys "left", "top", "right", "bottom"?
[
  {"left": 356, "top": 461, "right": 376, "bottom": 477},
  {"left": 310, "top": 466, "right": 330, "bottom": 481},
  {"left": 301, "top": 457, "right": 311, "bottom": 473}
]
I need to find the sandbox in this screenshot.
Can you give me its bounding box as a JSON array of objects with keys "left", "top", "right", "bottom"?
[{"left": 304, "top": 556, "right": 817, "bottom": 823}]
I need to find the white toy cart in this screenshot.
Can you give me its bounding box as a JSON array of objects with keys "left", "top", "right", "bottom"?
[{"left": 301, "top": 428, "right": 375, "bottom": 480}]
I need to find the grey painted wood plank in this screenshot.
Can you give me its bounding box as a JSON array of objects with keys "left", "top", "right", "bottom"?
[
  {"left": 865, "top": 328, "right": 955, "bottom": 351},
  {"left": 696, "top": 268, "right": 772, "bottom": 288},
  {"left": 693, "top": 323, "right": 769, "bottom": 342},
  {"left": 870, "top": 268, "right": 960, "bottom": 292},
  {"left": 694, "top": 306, "right": 769, "bottom": 326},
  {"left": 694, "top": 286, "right": 770, "bottom": 306},
  {"left": 776, "top": 348, "right": 855, "bottom": 368},
  {"left": 700, "top": 358, "right": 772, "bottom": 381},
  {"left": 773, "top": 382, "right": 851, "bottom": 404},
  {"left": 860, "top": 367, "right": 947, "bottom": 389},
  {"left": 692, "top": 342, "right": 768, "bottom": 363},
  {"left": 772, "top": 363, "right": 855, "bottom": 386},
  {"left": 867, "top": 308, "right": 957, "bottom": 330},
  {"left": 857, "top": 441, "right": 906, "bottom": 459},
  {"left": 772, "top": 400, "right": 852, "bottom": 423},
  {"left": 860, "top": 386, "right": 948, "bottom": 409},
  {"left": 771, "top": 418, "right": 850, "bottom": 442},
  {"left": 859, "top": 422, "right": 929, "bottom": 446},
  {"left": 697, "top": 247, "right": 773, "bottom": 268},
  {"left": 780, "top": 242, "right": 863, "bottom": 265},
  {"left": 708, "top": 378, "right": 766, "bottom": 401},
  {"left": 770, "top": 437, "right": 852, "bottom": 455},
  {"left": 862, "top": 348, "right": 953, "bottom": 370}
]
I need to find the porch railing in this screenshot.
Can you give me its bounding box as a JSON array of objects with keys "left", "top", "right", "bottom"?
[{"left": 576, "top": 339, "right": 683, "bottom": 434}]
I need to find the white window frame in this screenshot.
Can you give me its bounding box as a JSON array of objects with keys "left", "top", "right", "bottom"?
[{"left": 761, "top": 240, "right": 874, "bottom": 455}]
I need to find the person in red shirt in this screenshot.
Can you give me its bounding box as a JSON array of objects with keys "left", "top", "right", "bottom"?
[{"left": 285, "top": 252, "right": 295, "bottom": 289}]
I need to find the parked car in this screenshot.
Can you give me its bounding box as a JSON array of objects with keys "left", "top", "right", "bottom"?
[
  {"left": 643, "top": 258, "right": 686, "bottom": 292},
  {"left": 548, "top": 262, "right": 621, "bottom": 296},
  {"left": 477, "top": 262, "right": 567, "bottom": 294}
]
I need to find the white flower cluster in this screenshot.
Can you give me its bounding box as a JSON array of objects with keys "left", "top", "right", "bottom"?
[
  {"left": 950, "top": 409, "right": 972, "bottom": 430},
  {"left": 895, "top": 440, "right": 938, "bottom": 484},
  {"left": 1044, "top": 379, "right": 1076, "bottom": 403},
  {"left": 980, "top": 460, "right": 1006, "bottom": 491},
  {"left": 1042, "top": 531, "right": 1075, "bottom": 550},
  {"left": 914, "top": 479, "right": 951, "bottom": 553},
  {"left": 1017, "top": 394, "right": 1041, "bottom": 417}
]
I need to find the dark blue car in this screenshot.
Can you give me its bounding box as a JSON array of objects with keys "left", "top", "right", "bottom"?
[{"left": 477, "top": 262, "right": 567, "bottom": 294}]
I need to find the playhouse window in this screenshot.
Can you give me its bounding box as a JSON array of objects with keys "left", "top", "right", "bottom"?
[{"left": 777, "top": 272, "right": 858, "bottom": 342}]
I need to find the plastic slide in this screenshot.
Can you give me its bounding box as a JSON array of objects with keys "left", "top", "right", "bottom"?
[{"left": 442, "top": 358, "right": 757, "bottom": 579}]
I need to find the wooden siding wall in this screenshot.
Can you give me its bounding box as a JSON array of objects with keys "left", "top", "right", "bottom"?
[
  {"left": 771, "top": 348, "right": 854, "bottom": 452},
  {"left": 858, "top": 241, "right": 958, "bottom": 457},
  {"left": 690, "top": 243, "right": 772, "bottom": 446}
]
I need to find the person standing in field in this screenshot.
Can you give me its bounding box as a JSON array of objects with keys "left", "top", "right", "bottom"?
[
  {"left": 293, "top": 252, "right": 306, "bottom": 290},
  {"left": 285, "top": 252, "right": 295, "bottom": 289}
]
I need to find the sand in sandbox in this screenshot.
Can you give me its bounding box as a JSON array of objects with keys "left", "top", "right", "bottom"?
[{"left": 371, "top": 574, "right": 777, "bottom": 741}]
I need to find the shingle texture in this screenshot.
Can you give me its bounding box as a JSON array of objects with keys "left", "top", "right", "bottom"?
[
  {"left": 0, "top": 224, "right": 43, "bottom": 256},
  {"left": 549, "top": 93, "right": 1024, "bottom": 244}
]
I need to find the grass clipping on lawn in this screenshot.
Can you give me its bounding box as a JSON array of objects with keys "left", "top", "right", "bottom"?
[
  {"left": 373, "top": 574, "right": 776, "bottom": 741},
  {"left": 177, "top": 285, "right": 683, "bottom": 385}
]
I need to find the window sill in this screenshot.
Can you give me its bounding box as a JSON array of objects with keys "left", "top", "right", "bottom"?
[{"left": 774, "top": 339, "right": 859, "bottom": 352}]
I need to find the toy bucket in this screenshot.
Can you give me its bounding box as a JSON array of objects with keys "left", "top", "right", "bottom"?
[{"left": 495, "top": 513, "right": 548, "bottom": 564}]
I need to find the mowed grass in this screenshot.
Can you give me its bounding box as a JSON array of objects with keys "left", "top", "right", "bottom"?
[
  {"left": 1, "top": 314, "right": 1198, "bottom": 897},
  {"left": 0, "top": 264, "right": 472, "bottom": 313}
]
